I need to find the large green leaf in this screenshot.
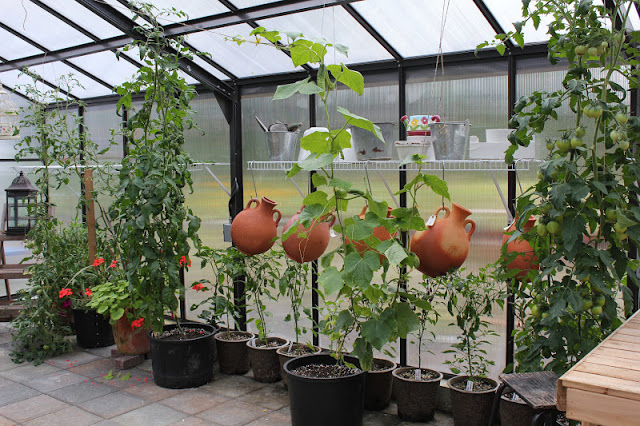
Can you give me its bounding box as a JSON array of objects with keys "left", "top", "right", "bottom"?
[
  {"left": 383, "top": 241, "right": 408, "bottom": 266},
  {"left": 394, "top": 302, "right": 420, "bottom": 338},
  {"left": 273, "top": 77, "right": 323, "bottom": 100},
  {"left": 344, "top": 252, "right": 373, "bottom": 289},
  {"left": 337, "top": 106, "right": 384, "bottom": 142},
  {"left": 318, "top": 267, "right": 344, "bottom": 295},
  {"left": 361, "top": 318, "right": 393, "bottom": 350},
  {"left": 327, "top": 64, "right": 364, "bottom": 95},
  {"left": 300, "top": 131, "right": 331, "bottom": 154},
  {"left": 300, "top": 153, "right": 334, "bottom": 171}
]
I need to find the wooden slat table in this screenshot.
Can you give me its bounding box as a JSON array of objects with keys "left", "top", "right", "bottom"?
[{"left": 557, "top": 309, "right": 640, "bottom": 425}]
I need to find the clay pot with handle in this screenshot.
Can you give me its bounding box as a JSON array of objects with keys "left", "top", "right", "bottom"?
[
  {"left": 231, "top": 196, "right": 281, "bottom": 256},
  {"left": 502, "top": 216, "right": 539, "bottom": 279},
  {"left": 282, "top": 206, "right": 336, "bottom": 263},
  {"left": 348, "top": 205, "right": 396, "bottom": 255},
  {"left": 410, "top": 202, "right": 475, "bottom": 277}
]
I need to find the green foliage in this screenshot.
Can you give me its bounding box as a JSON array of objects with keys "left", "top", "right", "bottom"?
[
  {"left": 279, "top": 261, "right": 312, "bottom": 345},
  {"left": 87, "top": 279, "right": 139, "bottom": 324},
  {"left": 440, "top": 269, "right": 504, "bottom": 380},
  {"left": 486, "top": 0, "right": 640, "bottom": 374},
  {"left": 109, "top": 3, "right": 201, "bottom": 334}
]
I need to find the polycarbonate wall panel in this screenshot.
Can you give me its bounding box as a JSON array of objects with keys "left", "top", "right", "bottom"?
[
  {"left": 85, "top": 103, "right": 123, "bottom": 161},
  {"left": 406, "top": 60, "right": 509, "bottom": 142},
  {"left": 68, "top": 52, "right": 140, "bottom": 88},
  {"left": 39, "top": 0, "right": 124, "bottom": 39},
  {"left": 0, "top": 28, "right": 43, "bottom": 60},
  {"left": 186, "top": 24, "right": 299, "bottom": 78},
  {"left": 1, "top": 0, "right": 92, "bottom": 51},
  {"left": 184, "top": 92, "right": 232, "bottom": 321},
  {"left": 353, "top": 0, "right": 498, "bottom": 57},
  {"left": 258, "top": 7, "right": 392, "bottom": 65}
]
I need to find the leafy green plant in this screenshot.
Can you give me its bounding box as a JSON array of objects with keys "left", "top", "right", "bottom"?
[
  {"left": 108, "top": 3, "right": 201, "bottom": 334},
  {"left": 234, "top": 28, "right": 450, "bottom": 370},
  {"left": 279, "top": 260, "right": 312, "bottom": 346},
  {"left": 404, "top": 278, "right": 443, "bottom": 370},
  {"left": 488, "top": 0, "right": 640, "bottom": 373},
  {"left": 87, "top": 279, "right": 141, "bottom": 325},
  {"left": 244, "top": 250, "right": 284, "bottom": 342},
  {"left": 441, "top": 269, "right": 503, "bottom": 382}
]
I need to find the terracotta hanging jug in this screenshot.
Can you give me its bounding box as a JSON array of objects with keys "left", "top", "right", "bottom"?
[
  {"left": 282, "top": 206, "right": 336, "bottom": 263},
  {"left": 502, "top": 216, "right": 539, "bottom": 279},
  {"left": 231, "top": 196, "right": 282, "bottom": 256},
  {"left": 348, "top": 205, "right": 395, "bottom": 255},
  {"left": 410, "top": 202, "right": 476, "bottom": 277}
]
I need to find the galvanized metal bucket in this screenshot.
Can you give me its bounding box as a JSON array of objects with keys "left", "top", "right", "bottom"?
[
  {"left": 350, "top": 122, "right": 394, "bottom": 161},
  {"left": 429, "top": 120, "right": 471, "bottom": 160},
  {"left": 266, "top": 130, "right": 300, "bottom": 161}
]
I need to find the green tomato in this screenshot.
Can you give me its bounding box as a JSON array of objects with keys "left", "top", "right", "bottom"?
[
  {"left": 588, "top": 46, "right": 599, "bottom": 56},
  {"left": 616, "top": 112, "right": 629, "bottom": 124},
  {"left": 595, "top": 294, "right": 606, "bottom": 307},
  {"left": 547, "top": 140, "right": 556, "bottom": 151},
  {"left": 571, "top": 138, "right": 584, "bottom": 148},
  {"left": 582, "top": 299, "right": 594, "bottom": 311},
  {"left": 605, "top": 208, "right": 618, "bottom": 221},
  {"left": 600, "top": 41, "right": 609, "bottom": 50},
  {"left": 593, "top": 106, "right": 603, "bottom": 118},
  {"left": 537, "top": 170, "right": 544, "bottom": 180},
  {"left": 575, "top": 127, "right": 586, "bottom": 138},
  {"left": 590, "top": 305, "right": 603, "bottom": 316},
  {"left": 36, "top": 289, "right": 43, "bottom": 296},
  {"left": 531, "top": 304, "right": 542, "bottom": 319},
  {"left": 614, "top": 221, "right": 628, "bottom": 233},
  {"left": 546, "top": 221, "right": 561, "bottom": 236},
  {"left": 619, "top": 140, "right": 630, "bottom": 151},
  {"left": 541, "top": 312, "right": 550, "bottom": 319},
  {"left": 610, "top": 130, "right": 621, "bottom": 141},
  {"left": 617, "top": 231, "right": 628, "bottom": 241},
  {"left": 536, "top": 223, "right": 548, "bottom": 237},
  {"left": 540, "top": 203, "right": 552, "bottom": 214},
  {"left": 574, "top": 45, "right": 588, "bottom": 55},
  {"left": 42, "top": 345, "right": 50, "bottom": 351},
  {"left": 596, "top": 46, "right": 605, "bottom": 56},
  {"left": 557, "top": 139, "right": 571, "bottom": 152}
]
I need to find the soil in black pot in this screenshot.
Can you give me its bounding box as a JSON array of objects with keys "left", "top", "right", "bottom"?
[
  {"left": 215, "top": 331, "right": 254, "bottom": 375},
  {"left": 364, "top": 358, "right": 396, "bottom": 411},
  {"left": 449, "top": 375, "right": 498, "bottom": 426},
  {"left": 393, "top": 367, "right": 442, "bottom": 422},
  {"left": 276, "top": 343, "right": 322, "bottom": 387},
  {"left": 247, "top": 337, "right": 287, "bottom": 383},
  {"left": 156, "top": 327, "right": 211, "bottom": 340},
  {"left": 291, "top": 363, "right": 361, "bottom": 378}
]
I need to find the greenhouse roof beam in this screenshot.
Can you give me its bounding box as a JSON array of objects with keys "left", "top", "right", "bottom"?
[
  {"left": 0, "top": 21, "right": 113, "bottom": 93},
  {"left": 0, "top": 0, "right": 360, "bottom": 75},
  {"left": 341, "top": 4, "right": 402, "bottom": 62},
  {"left": 75, "top": 0, "right": 234, "bottom": 99},
  {"left": 472, "top": 0, "right": 514, "bottom": 50}
]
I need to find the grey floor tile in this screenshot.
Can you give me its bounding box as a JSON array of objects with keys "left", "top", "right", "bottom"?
[
  {"left": 363, "top": 410, "right": 403, "bottom": 425},
  {"left": 95, "top": 368, "right": 153, "bottom": 390},
  {"left": 0, "top": 376, "right": 14, "bottom": 388},
  {"left": 160, "top": 388, "right": 230, "bottom": 415},
  {"left": 0, "top": 362, "right": 61, "bottom": 381},
  {"left": 197, "top": 400, "right": 271, "bottom": 425},
  {"left": 0, "top": 352, "right": 16, "bottom": 372},
  {"left": 46, "top": 350, "right": 101, "bottom": 369},
  {"left": 245, "top": 409, "right": 291, "bottom": 426},
  {"left": 66, "top": 359, "right": 113, "bottom": 379},
  {"left": 78, "top": 391, "right": 146, "bottom": 419},
  {"left": 238, "top": 384, "right": 289, "bottom": 410},
  {"left": 0, "top": 382, "right": 41, "bottom": 407},
  {"left": 47, "top": 380, "right": 119, "bottom": 404},
  {"left": 0, "top": 394, "right": 69, "bottom": 423},
  {"left": 24, "top": 406, "right": 103, "bottom": 426},
  {"left": 169, "top": 416, "right": 219, "bottom": 426},
  {"left": 111, "top": 402, "right": 188, "bottom": 426},
  {"left": 0, "top": 415, "right": 16, "bottom": 426},
  {"left": 26, "top": 370, "right": 89, "bottom": 393},
  {"left": 123, "top": 381, "right": 186, "bottom": 402},
  {"left": 83, "top": 345, "right": 116, "bottom": 358},
  {"left": 200, "top": 375, "right": 267, "bottom": 398}
]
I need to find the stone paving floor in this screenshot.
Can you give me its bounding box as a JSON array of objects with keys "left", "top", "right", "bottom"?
[{"left": 0, "top": 322, "right": 454, "bottom": 425}]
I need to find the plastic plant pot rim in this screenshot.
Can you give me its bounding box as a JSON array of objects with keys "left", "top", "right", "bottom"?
[
  {"left": 246, "top": 336, "right": 289, "bottom": 350},
  {"left": 392, "top": 366, "right": 443, "bottom": 383},
  {"left": 148, "top": 322, "right": 216, "bottom": 344},
  {"left": 213, "top": 330, "right": 255, "bottom": 342},
  {"left": 283, "top": 353, "right": 365, "bottom": 381},
  {"left": 448, "top": 375, "right": 499, "bottom": 395}
]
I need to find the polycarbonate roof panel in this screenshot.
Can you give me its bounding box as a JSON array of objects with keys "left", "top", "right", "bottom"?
[
  {"left": 101, "top": 0, "right": 138, "bottom": 20},
  {"left": 27, "top": 62, "right": 113, "bottom": 98},
  {"left": 0, "top": 69, "right": 70, "bottom": 103},
  {"left": 353, "top": 0, "right": 498, "bottom": 57},
  {"left": 68, "top": 52, "right": 140, "bottom": 87},
  {"left": 145, "top": 0, "right": 229, "bottom": 23},
  {"left": 186, "top": 24, "right": 299, "bottom": 78},
  {"left": 231, "top": 0, "right": 281, "bottom": 8},
  {"left": 482, "top": 0, "right": 551, "bottom": 44},
  {"left": 629, "top": 5, "right": 640, "bottom": 30},
  {"left": 190, "top": 54, "right": 230, "bottom": 81},
  {"left": 258, "top": 7, "right": 392, "bottom": 65},
  {"left": 1, "top": 0, "right": 92, "bottom": 51},
  {"left": 39, "top": 0, "right": 124, "bottom": 39},
  {"left": 0, "top": 27, "right": 43, "bottom": 60},
  {"left": 121, "top": 47, "right": 199, "bottom": 85}
]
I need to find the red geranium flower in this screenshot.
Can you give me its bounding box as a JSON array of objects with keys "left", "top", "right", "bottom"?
[
  {"left": 131, "top": 317, "right": 145, "bottom": 330},
  {"left": 179, "top": 255, "right": 191, "bottom": 268},
  {"left": 192, "top": 283, "right": 204, "bottom": 291},
  {"left": 92, "top": 258, "right": 105, "bottom": 267},
  {"left": 109, "top": 259, "right": 117, "bottom": 268},
  {"left": 58, "top": 288, "right": 73, "bottom": 298},
  {"left": 85, "top": 288, "right": 93, "bottom": 297}
]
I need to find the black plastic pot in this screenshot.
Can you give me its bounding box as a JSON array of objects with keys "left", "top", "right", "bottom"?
[
  {"left": 276, "top": 343, "right": 322, "bottom": 388},
  {"left": 448, "top": 375, "right": 498, "bottom": 426},
  {"left": 364, "top": 358, "right": 396, "bottom": 411},
  {"left": 500, "top": 392, "right": 539, "bottom": 426},
  {"left": 149, "top": 323, "right": 216, "bottom": 389},
  {"left": 392, "top": 367, "right": 442, "bottom": 421},
  {"left": 72, "top": 308, "right": 114, "bottom": 349},
  {"left": 214, "top": 330, "right": 254, "bottom": 375},
  {"left": 284, "top": 354, "right": 366, "bottom": 426},
  {"left": 246, "top": 336, "right": 288, "bottom": 383}
]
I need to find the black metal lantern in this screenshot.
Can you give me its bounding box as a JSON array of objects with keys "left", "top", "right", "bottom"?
[{"left": 5, "top": 172, "right": 38, "bottom": 236}]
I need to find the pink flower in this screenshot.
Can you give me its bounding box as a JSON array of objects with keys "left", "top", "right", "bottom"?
[
  {"left": 192, "top": 283, "right": 204, "bottom": 291},
  {"left": 58, "top": 288, "right": 73, "bottom": 298},
  {"left": 421, "top": 116, "right": 429, "bottom": 124},
  {"left": 92, "top": 258, "right": 105, "bottom": 267},
  {"left": 109, "top": 260, "right": 117, "bottom": 268},
  {"left": 131, "top": 317, "right": 145, "bottom": 330},
  {"left": 85, "top": 289, "right": 93, "bottom": 298},
  {"left": 62, "top": 300, "right": 72, "bottom": 308}
]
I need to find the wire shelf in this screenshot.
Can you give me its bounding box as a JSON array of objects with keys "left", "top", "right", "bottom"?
[
  {"left": 11, "top": 162, "right": 229, "bottom": 173},
  {"left": 247, "top": 159, "right": 536, "bottom": 172}
]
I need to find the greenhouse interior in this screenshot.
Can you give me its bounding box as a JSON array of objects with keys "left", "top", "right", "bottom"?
[{"left": 0, "top": 0, "right": 639, "bottom": 425}]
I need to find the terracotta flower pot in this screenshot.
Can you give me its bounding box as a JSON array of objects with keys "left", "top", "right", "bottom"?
[
  {"left": 448, "top": 375, "right": 498, "bottom": 426},
  {"left": 282, "top": 206, "right": 336, "bottom": 263},
  {"left": 348, "top": 205, "right": 396, "bottom": 255},
  {"left": 392, "top": 367, "right": 442, "bottom": 421},
  {"left": 112, "top": 313, "right": 150, "bottom": 355},
  {"left": 410, "top": 202, "right": 476, "bottom": 277},
  {"left": 231, "top": 196, "right": 281, "bottom": 255},
  {"left": 247, "top": 336, "right": 288, "bottom": 383},
  {"left": 503, "top": 216, "right": 539, "bottom": 279}
]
